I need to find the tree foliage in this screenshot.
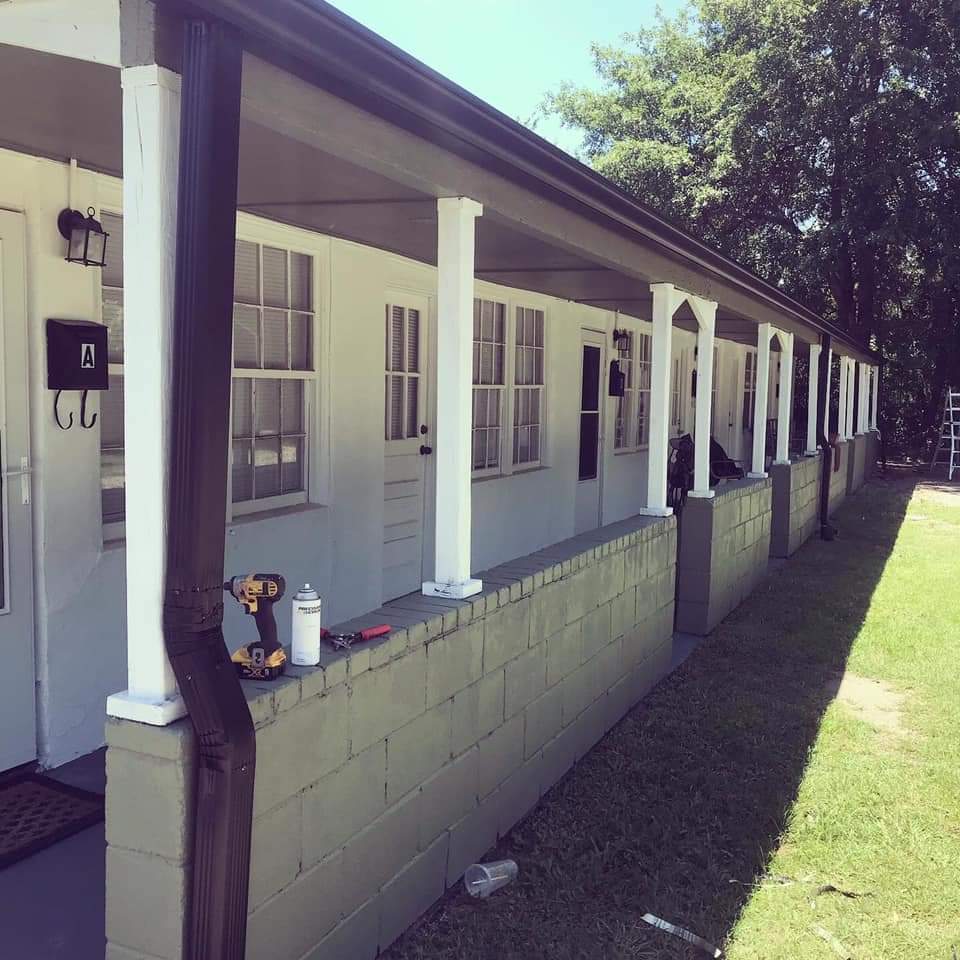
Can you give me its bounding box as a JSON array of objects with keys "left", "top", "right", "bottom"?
[{"left": 545, "top": 0, "right": 960, "bottom": 452}]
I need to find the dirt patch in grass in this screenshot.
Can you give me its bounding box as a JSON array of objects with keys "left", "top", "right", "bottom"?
[{"left": 834, "top": 672, "right": 906, "bottom": 739}]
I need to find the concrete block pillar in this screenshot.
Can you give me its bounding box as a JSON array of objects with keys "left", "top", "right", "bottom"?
[
  {"left": 689, "top": 296, "right": 718, "bottom": 499},
  {"left": 106, "top": 54, "right": 186, "bottom": 724},
  {"left": 805, "top": 343, "right": 820, "bottom": 455},
  {"left": 774, "top": 331, "right": 794, "bottom": 464},
  {"left": 749, "top": 323, "right": 773, "bottom": 478},
  {"left": 423, "top": 197, "right": 483, "bottom": 600},
  {"left": 641, "top": 283, "right": 683, "bottom": 516}
]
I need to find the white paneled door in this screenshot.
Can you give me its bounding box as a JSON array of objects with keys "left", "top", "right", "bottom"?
[
  {"left": 0, "top": 211, "right": 36, "bottom": 772},
  {"left": 383, "top": 293, "right": 431, "bottom": 601}
]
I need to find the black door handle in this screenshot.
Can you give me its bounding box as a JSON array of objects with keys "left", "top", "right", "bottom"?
[{"left": 420, "top": 445, "right": 433, "bottom": 456}]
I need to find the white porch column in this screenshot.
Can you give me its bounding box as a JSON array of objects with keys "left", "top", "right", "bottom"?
[
  {"left": 846, "top": 358, "right": 856, "bottom": 438},
  {"left": 641, "top": 283, "right": 683, "bottom": 516},
  {"left": 774, "top": 331, "right": 794, "bottom": 464},
  {"left": 423, "top": 197, "right": 483, "bottom": 599},
  {"left": 805, "top": 343, "right": 821, "bottom": 455},
  {"left": 837, "top": 356, "right": 849, "bottom": 440},
  {"left": 823, "top": 347, "right": 833, "bottom": 437},
  {"left": 859, "top": 362, "right": 869, "bottom": 433},
  {"left": 749, "top": 323, "right": 773, "bottom": 477},
  {"left": 106, "top": 65, "right": 186, "bottom": 725},
  {"left": 688, "top": 296, "right": 717, "bottom": 498},
  {"left": 871, "top": 365, "right": 879, "bottom": 430}
]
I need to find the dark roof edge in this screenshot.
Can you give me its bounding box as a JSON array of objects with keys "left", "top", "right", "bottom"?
[{"left": 160, "top": 0, "right": 876, "bottom": 360}]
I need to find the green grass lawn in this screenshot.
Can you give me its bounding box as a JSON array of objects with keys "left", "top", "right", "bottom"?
[{"left": 388, "top": 472, "right": 960, "bottom": 960}]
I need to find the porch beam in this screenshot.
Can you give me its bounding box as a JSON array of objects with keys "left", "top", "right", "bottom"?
[
  {"left": 688, "top": 296, "right": 718, "bottom": 499},
  {"left": 640, "top": 282, "right": 684, "bottom": 516},
  {"left": 749, "top": 322, "right": 773, "bottom": 477},
  {"left": 424, "top": 197, "right": 484, "bottom": 599},
  {"left": 106, "top": 60, "right": 186, "bottom": 725},
  {"left": 805, "top": 343, "right": 821, "bottom": 455},
  {"left": 774, "top": 331, "right": 795, "bottom": 464}
]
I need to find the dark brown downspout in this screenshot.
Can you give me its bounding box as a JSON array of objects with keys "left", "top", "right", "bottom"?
[
  {"left": 817, "top": 333, "right": 835, "bottom": 539},
  {"left": 161, "top": 19, "right": 252, "bottom": 960}
]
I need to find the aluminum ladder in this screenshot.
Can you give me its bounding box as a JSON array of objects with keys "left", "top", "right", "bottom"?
[{"left": 931, "top": 388, "right": 960, "bottom": 480}]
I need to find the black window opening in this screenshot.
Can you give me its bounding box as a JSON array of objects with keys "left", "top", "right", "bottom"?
[{"left": 579, "top": 344, "right": 601, "bottom": 481}]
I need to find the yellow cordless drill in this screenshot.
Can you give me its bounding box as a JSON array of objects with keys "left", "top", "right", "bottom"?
[{"left": 224, "top": 573, "right": 288, "bottom": 680}]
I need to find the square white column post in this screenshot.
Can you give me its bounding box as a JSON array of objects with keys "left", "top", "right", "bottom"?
[
  {"left": 822, "top": 347, "right": 833, "bottom": 437},
  {"left": 837, "top": 356, "right": 849, "bottom": 440},
  {"left": 859, "top": 362, "right": 869, "bottom": 433},
  {"left": 871, "top": 365, "right": 879, "bottom": 430},
  {"left": 805, "top": 343, "right": 821, "bottom": 455},
  {"left": 423, "top": 197, "right": 483, "bottom": 599},
  {"left": 688, "top": 296, "right": 717, "bottom": 498},
  {"left": 106, "top": 65, "right": 186, "bottom": 725},
  {"left": 749, "top": 323, "right": 773, "bottom": 477},
  {"left": 774, "top": 331, "right": 794, "bottom": 464},
  {"left": 641, "top": 283, "right": 681, "bottom": 516},
  {"left": 846, "top": 358, "right": 856, "bottom": 438}
]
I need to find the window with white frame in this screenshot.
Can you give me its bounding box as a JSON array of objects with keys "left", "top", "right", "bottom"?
[
  {"left": 384, "top": 302, "right": 422, "bottom": 441},
  {"left": 99, "top": 211, "right": 125, "bottom": 528},
  {"left": 513, "top": 306, "right": 545, "bottom": 467},
  {"left": 230, "top": 239, "right": 315, "bottom": 512},
  {"left": 471, "top": 298, "right": 505, "bottom": 472},
  {"left": 98, "top": 218, "right": 319, "bottom": 529},
  {"left": 614, "top": 329, "right": 652, "bottom": 451},
  {"left": 670, "top": 354, "right": 683, "bottom": 433},
  {"left": 743, "top": 351, "right": 757, "bottom": 430}
]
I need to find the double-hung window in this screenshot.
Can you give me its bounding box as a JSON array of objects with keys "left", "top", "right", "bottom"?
[
  {"left": 471, "top": 299, "right": 546, "bottom": 475},
  {"left": 99, "top": 212, "right": 125, "bottom": 532},
  {"left": 743, "top": 351, "right": 757, "bottom": 430},
  {"left": 614, "top": 329, "right": 652, "bottom": 451}
]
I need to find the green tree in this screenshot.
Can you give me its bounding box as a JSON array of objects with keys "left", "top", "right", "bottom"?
[{"left": 545, "top": 0, "right": 960, "bottom": 452}]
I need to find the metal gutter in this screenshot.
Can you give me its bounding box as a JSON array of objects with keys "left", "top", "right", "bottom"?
[{"left": 158, "top": 0, "right": 876, "bottom": 361}]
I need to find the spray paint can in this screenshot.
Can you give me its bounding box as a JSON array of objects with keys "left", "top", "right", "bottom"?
[{"left": 291, "top": 583, "right": 322, "bottom": 666}]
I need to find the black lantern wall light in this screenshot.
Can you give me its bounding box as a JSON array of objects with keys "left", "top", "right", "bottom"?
[{"left": 57, "top": 206, "right": 109, "bottom": 267}]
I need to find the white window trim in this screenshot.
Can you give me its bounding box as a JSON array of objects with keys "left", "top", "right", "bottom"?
[
  {"left": 95, "top": 181, "right": 331, "bottom": 539},
  {"left": 613, "top": 321, "right": 653, "bottom": 455},
  {"left": 470, "top": 291, "right": 548, "bottom": 479}
]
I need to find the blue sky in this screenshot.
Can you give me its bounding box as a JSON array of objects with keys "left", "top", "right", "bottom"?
[{"left": 328, "top": 0, "right": 687, "bottom": 156}]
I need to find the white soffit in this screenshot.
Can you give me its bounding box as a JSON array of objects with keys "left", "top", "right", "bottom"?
[{"left": 0, "top": 0, "right": 120, "bottom": 67}]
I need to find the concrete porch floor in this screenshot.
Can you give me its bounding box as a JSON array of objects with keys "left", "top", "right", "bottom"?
[
  {"left": 0, "top": 634, "right": 704, "bottom": 960},
  {"left": 0, "top": 748, "right": 106, "bottom": 960}
]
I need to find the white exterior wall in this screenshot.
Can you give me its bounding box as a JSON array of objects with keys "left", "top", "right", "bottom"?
[
  {"left": 3, "top": 148, "right": 671, "bottom": 765},
  {"left": 0, "top": 0, "right": 120, "bottom": 66}
]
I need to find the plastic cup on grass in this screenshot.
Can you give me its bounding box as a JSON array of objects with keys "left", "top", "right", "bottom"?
[{"left": 464, "top": 860, "right": 518, "bottom": 898}]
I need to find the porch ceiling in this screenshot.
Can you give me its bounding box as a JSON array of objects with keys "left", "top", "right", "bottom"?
[{"left": 0, "top": 43, "right": 851, "bottom": 354}]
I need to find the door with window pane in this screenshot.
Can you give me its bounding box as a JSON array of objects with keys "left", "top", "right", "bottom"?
[
  {"left": 383, "top": 294, "right": 430, "bottom": 601},
  {"left": 574, "top": 331, "right": 605, "bottom": 534}
]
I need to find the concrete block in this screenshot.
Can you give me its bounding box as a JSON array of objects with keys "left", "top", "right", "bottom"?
[
  {"left": 523, "top": 683, "right": 563, "bottom": 759},
  {"left": 387, "top": 701, "right": 452, "bottom": 804},
  {"left": 106, "top": 847, "right": 188, "bottom": 960},
  {"left": 305, "top": 898, "right": 379, "bottom": 960},
  {"left": 106, "top": 748, "right": 192, "bottom": 863},
  {"left": 483, "top": 598, "right": 531, "bottom": 672},
  {"left": 349, "top": 648, "right": 426, "bottom": 755},
  {"left": 426, "top": 622, "right": 483, "bottom": 707},
  {"left": 302, "top": 741, "right": 387, "bottom": 868},
  {"left": 477, "top": 714, "right": 524, "bottom": 798},
  {"left": 539, "top": 722, "right": 579, "bottom": 795},
  {"left": 446, "top": 795, "right": 499, "bottom": 886},
  {"left": 249, "top": 795, "right": 301, "bottom": 910},
  {"left": 623, "top": 540, "right": 647, "bottom": 587},
  {"left": 560, "top": 658, "right": 601, "bottom": 726},
  {"left": 341, "top": 790, "right": 421, "bottom": 917},
  {"left": 504, "top": 642, "right": 547, "bottom": 718},
  {"left": 105, "top": 716, "right": 194, "bottom": 764},
  {"left": 378, "top": 833, "right": 448, "bottom": 952},
  {"left": 106, "top": 946, "right": 165, "bottom": 960},
  {"left": 596, "top": 552, "right": 625, "bottom": 604},
  {"left": 596, "top": 636, "right": 623, "bottom": 693},
  {"left": 419, "top": 747, "right": 479, "bottom": 847},
  {"left": 450, "top": 669, "right": 504, "bottom": 756},
  {"left": 496, "top": 754, "right": 542, "bottom": 836},
  {"left": 254, "top": 683, "right": 349, "bottom": 816},
  {"left": 246, "top": 852, "right": 343, "bottom": 960},
  {"left": 545, "top": 621, "right": 582, "bottom": 687},
  {"left": 564, "top": 565, "right": 599, "bottom": 624},
  {"left": 581, "top": 603, "right": 612, "bottom": 661},
  {"left": 530, "top": 579, "right": 567, "bottom": 643},
  {"left": 611, "top": 586, "right": 636, "bottom": 639}
]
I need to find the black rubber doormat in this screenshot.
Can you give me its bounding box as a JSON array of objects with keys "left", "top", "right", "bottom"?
[{"left": 0, "top": 772, "right": 104, "bottom": 869}]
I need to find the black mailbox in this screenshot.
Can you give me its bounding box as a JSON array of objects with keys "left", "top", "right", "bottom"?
[{"left": 46, "top": 318, "right": 109, "bottom": 391}]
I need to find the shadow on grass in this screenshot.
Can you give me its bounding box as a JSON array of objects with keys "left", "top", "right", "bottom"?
[{"left": 386, "top": 470, "right": 916, "bottom": 960}]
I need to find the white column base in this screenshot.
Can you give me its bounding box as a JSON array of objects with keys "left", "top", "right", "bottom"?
[
  {"left": 804, "top": 448, "right": 820, "bottom": 457},
  {"left": 747, "top": 471, "right": 768, "bottom": 479},
  {"left": 772, "top": 459, "right": 791, "bottom": 466},
  {"left": 688, "top": 489, "right": 715, "bottom": 499},
  {"left": 638, "top": 506, "right": 674, "bottom": 518},
  {"left": 106, "top": 689, "right": 187, "bottom": 726},
  {"left": 422, "top": 578, "right": 483, "bottom": 600}
]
